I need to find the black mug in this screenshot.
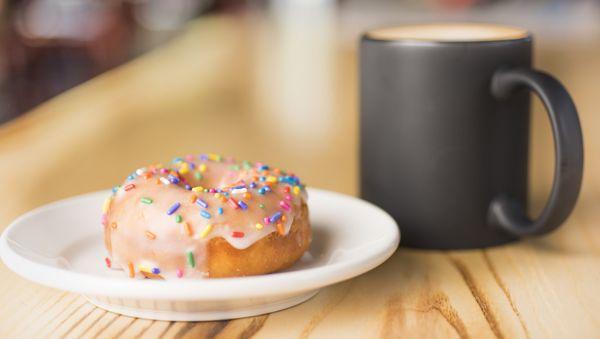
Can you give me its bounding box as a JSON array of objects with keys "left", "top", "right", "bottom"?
[{"left": 360, "top": 23, "right": 584, "bottom": 249}]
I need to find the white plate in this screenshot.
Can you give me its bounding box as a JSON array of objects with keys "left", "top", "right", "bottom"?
[{"left": 0, "top": 188, "right": 399, "bottom": 321}]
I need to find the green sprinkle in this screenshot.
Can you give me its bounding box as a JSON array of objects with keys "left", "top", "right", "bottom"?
[
  {"left": 187, "top": 251, "right": 195, "bottom": 268},
  {"left": 259, "top": 203, "right": 265, "bottom": 209},
  {"left": 175, "top": 215, "right": 183, "bottom": 223},
  {"left": 140, "top": 197, "right": 153, "bottom": 204},
  {"left": 229, "top": 165, "right": 240, "bottom": 171},
  {"left": 243, "top": 161, "right": 252, "bottom": 170},
  {"left": 194, "top": 171, "right": 202, "bottom": 180}
]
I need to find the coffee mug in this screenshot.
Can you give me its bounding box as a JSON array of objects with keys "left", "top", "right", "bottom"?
[{"left": 360, "top": 23, "right": 583, "bottom": 249}]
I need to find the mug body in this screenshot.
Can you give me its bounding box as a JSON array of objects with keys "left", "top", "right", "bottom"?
[{"left": 360, "top": 25, "right": 532, "bottom": 248}]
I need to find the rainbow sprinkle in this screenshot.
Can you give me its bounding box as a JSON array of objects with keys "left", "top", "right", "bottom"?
[
  {"left": 280, "top": 201, "right": 291, "bottom": 211},
  {"left": 140, "top": 197, "right": 153, "bottom": 204},
  {"left": 167, "top": 202, "right": 181, "bottom": 215},
  {"left": 270, "top": 211, "right": 283, "bottom": 223},
  {"left": 200, "top": 224, "right": 213, "bottom": 238},
  {"left": 128, "top": 262, "right": 135, "bottom": 278},
  {"left": 184, "top": 222, "right": 193, "bottom": 236},
  {"left": 196, "top": 199, "right": 208, "bottom": 208},
  {"left": 187, "top": 251, "right": 195, "bottom": 268}
]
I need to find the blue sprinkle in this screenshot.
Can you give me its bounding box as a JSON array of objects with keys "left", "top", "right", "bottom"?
[
  {"left": 232, "top": 185, "right": 246, "bottom": 189},
  {"left": 151, "top": 267, "right": 160, "bottom": 274},
  {"left": 127, "top": 174, "right": 136, "bottom": 181},
  {"left": 168, "top": 174, "right": 180, "bottom": 184},
  {"left": 258, "top": 186, "right": 272, "bottom": 194},
  {"left": 167, "top": 202, "right": 181, "bottom": 215},
  {"left": 196, "top": 199, "right": 208, "bottom": 208},
  {"left": 259, "top": 165, "right": 269, "bottom": 171},
  {"left": 259, "top": 176, "right": 266, "bottom": 182},
  {"left": 184, "top": 184, "right": 192, "bottom": 191},
  {"left": 172, "top": 157, "right": 183, "bottom": 164},
  {"left": 238, "top": 201, "right": 248, "bottom": 210},
  {"left": 270, "top": 211, "right": 283, "bottom": 223},
  {"left": 188, "top": 162, "right": 196, "bottom": 169},
  {"left": 217, "top": 207, "right": 224, "bottom": 215},
  {"left": 200, "top": 210, "right": 211, "bottom": 219},
  {"left": 112, "top": 186, "right": 120, "bottom": 194}
]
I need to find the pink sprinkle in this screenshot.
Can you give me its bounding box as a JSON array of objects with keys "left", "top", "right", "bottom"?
[
  {"left": 185, "top": 154, "right": 194, "bottom": 161},
  {"left": 160, "top": 168, "right": 169, "bottom": 174},
  {"left": 263, "top": 217, "right": 271, "bottom": 225},
  {"left": 101, "top": 214, "right": 108, "bottom": 226},
  {"left": 280, "top": 201, "right": 291, "bottom": 211},
  {"left": 285, "top": 194, "right": 292, "bottom": 201},
  {"left": 209, "top": 188, "right": 216, "bottom": 193},
  {"left": 176, "top": 268, "right": 184, "bottom": 278}
]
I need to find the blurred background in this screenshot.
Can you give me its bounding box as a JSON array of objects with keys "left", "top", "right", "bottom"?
[{"left": 1, "top": 0, "right": 599, "bottom": 123}]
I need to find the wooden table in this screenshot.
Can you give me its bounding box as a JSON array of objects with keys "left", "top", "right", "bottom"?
[{"left": 1, "top": 15, "right": 600, "bottom": 338}]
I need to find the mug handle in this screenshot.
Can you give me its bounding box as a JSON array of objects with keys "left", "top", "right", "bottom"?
[{"left": 488, "top": 68, "right": 584, "bottom": 236}]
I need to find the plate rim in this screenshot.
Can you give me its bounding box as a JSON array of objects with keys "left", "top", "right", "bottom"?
[{"left": 1, "top": 188, "right": 400, "bottom": 300}]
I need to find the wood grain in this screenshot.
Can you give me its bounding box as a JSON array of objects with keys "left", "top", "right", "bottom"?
[{"left": 1, "top": 14, "right": 599, "bottom": 338}]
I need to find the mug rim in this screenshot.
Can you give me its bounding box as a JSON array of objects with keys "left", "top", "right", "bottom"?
[{"left": 363, "top": 22, "right": 532, "bottom": 45}]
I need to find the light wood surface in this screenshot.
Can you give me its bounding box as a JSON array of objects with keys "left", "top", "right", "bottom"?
[{"left": 1, "top": 14, "right": 600, "bottom": 338}]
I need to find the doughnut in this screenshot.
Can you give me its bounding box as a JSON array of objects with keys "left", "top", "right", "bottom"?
[{"left": 101, "top": 154, "right": 311, "bottom": 279}]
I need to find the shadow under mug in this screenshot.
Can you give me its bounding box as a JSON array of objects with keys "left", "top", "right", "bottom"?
[{"left": 360, "top": 23, "right": 584, "bottom": 249}]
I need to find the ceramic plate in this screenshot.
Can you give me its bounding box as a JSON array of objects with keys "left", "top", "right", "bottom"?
[{"left": 0, "top": 188, "right": 400, "bottom": 321}]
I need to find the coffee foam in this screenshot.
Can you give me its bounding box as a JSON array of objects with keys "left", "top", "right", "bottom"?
[{"left": 367, "top": 23, "right": 529, "bottom": 42}]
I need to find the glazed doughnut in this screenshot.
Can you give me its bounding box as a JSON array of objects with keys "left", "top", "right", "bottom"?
[{"left": 101, "top": 154, "right": 311, "bottom": 279}]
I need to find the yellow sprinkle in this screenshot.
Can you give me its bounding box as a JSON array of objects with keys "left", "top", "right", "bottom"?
[
  {"left": 282, "top": 215, "right": 287, "bottom": 222},
  {"left": 293, "top": 186, "right": 301, "bottom": 195},
  {"left": 255, "top": 223, "right": 264, "bottom": 230},
  {"left": 215, "top": 193, "right": 221, "bottom": 199},
  {"left": 244, "top": 192, "right": 252, "bottom": 199},
  {"left": 192, "top": 186, "right": 204, "bottom": 192},
  {"left": 208, "top": 153, "right": 221, "bottom": 162},
  {"left": 189, "top": 194, "right": 197, "bottom": 203},
  {"left": 200, "top": 224, "right": 213, "bottom": 238},
  {"left": 138, "top": 265, "right": 151, "bottom": 274},
  {"left": 179, "top": 162, "right": 189, "bottom": 174},
  {"left": 266, "top": 176, "right": 277, "bottom": 183},
  {"left": 102, "top": 197, "right": 112, "bottom": 213},
  {"left": 199, "top": 164, "right": 207, "bottom": 173}
]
